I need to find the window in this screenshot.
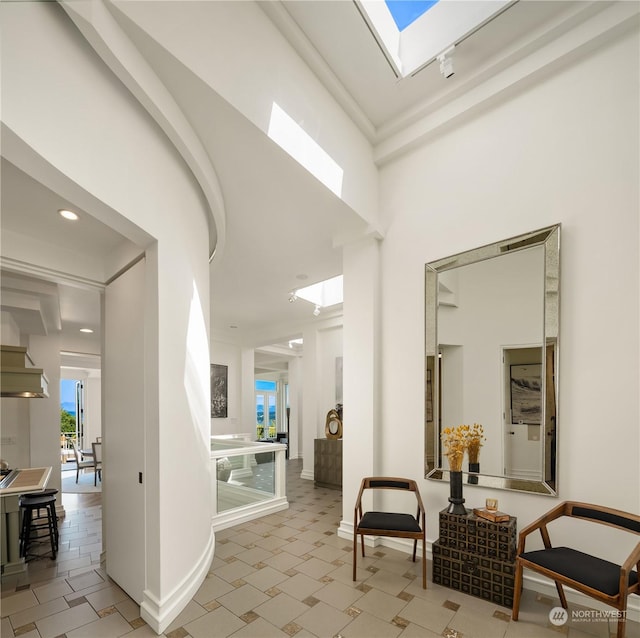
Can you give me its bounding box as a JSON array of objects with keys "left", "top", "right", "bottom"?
[{"left": 256, "top": 380, "right": 277, "bottom": 439}]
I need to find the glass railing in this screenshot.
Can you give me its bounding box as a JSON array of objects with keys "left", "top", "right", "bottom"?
[{"left": 210, "top": 434, "right": 288, "bottom": 530}]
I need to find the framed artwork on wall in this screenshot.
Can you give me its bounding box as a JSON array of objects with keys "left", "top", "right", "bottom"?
[
  {"left": 211, "top": 363, "right": 228, "bottom": 418},
  {"left": 510, "top": 364, "right": 542, "bottom": 424}
]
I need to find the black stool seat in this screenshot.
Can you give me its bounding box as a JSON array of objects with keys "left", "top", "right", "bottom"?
[{"left": 19, "top": 491, "right": 59, "bottom": 561}]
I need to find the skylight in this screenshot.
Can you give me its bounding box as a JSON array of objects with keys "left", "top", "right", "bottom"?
[
  {"left": 359, "top": 0, "right": 513, "bottom": 77},
  {"left": 385, "top": 0, "right": 439, "bottom": 31},
  {"left": 268, "top": 103, "right": 344, "bottom": 197},
  {"left": 295, "top": 275, "right": 343, "bottom": 308}
]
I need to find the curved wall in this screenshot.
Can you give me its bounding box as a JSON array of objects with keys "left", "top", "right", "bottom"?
[{"left": 1, "top": 2, "right": 213, "bottom": 631}]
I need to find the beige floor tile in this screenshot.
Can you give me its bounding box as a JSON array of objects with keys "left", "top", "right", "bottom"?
[
  {"left": 162, "top": 600, "right": 207, "bottom": 634},
  {"left": 113, "top": 596, "right": 141, "bottom": 622},
  {"left": 281, "top": 539, "right": 319, "bottom": 557},
  {"left": 363, "top": 568, "right": 414, "bottom": 597},
  {"left": 213, "top": 558, "right": 257, "bottom": 583},
  {"left": 34, "top": 601, "right": 99, "bottom": 638},
  {"left": 398, "top": 596, "right": 456, "bottom": 635},
  {"left": 0, "top": 589, "right": 40, "bottom": 618},
  {"left": 193, "top": 573, "right": 235, "bottom": 604},
  {"left": 354, "top": 587, "right": 409, "bottom": 622},
  {"left": 8, "top": 596, "right": 70, "bottom": 629},
  {"left": 216, "top": 583, "right": 270, "bottom": 616},
  {"left": 183, "top": 605, "right": 245, "bottom": 638},
  {"left": 85, "top": 584, "right": 129, "bottom": 612},
  {"left": 447, "top": 605, "right": 510, "bottom": 638},
  {"left": 295, "top": 600, "right": 352, "bottom": 637},
  {"left": 396, "top": 621, "right": 442, "bottom": 637},
  {"left": 253, "top": 591, "right": 309, "bottom": 627},
  {"left": 313, "top": 579, "right": 365, "bottom": 611},
  {"left": 235, "top": 545, "right": 274, "bottom": 567},
  {"left": 242, "top": 565, "right": 289, "bottom": 592},
  {"left": 66, "top": 608, "right": 133, "bottom": 637},
  {"left": 276, "top": 572, "right": 325, "bottom": 601},
  {"left": 294, "top": 556, "right": 338, "bottom": 580},
  {"left": 262, "top": 550, "right": 305, "bottom": 573},
  {"left": 213, "top": 540, "right": 245, "bottom": 560},
  {"left": 230, "top": 615, "right": 289, "bottom": 637},
  {"left": 340, "top": 609, "right": 404, "bottom": 638}
]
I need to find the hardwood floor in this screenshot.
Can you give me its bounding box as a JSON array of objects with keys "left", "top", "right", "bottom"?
[{"left": 61, "top": 490, "right": 102, "bottom": 510}]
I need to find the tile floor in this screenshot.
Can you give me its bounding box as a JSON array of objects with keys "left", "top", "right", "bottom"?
[{"left": 2, "top": 459, "right": 638, "bottom": 638}]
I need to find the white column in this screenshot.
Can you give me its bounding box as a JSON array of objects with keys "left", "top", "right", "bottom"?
[{"left": 339, "top": 236, "right": 380, "bottom": 538}]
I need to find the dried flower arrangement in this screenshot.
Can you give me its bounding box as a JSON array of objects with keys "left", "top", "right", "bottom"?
[
  {"left": 441, "top": 423, "right": 485, "bottom": 470},
  {"left": 466, "top": 423, "right": 485, "bottom": 464},
  {"left": 441, "top": 425, "right": 468, "bottom": 472}
]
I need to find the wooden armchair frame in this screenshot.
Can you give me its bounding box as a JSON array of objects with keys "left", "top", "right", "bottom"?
[
  {"left": 512, "top": 501, "right": 640, "bottom": 638},
  {"left": 353, "top": 477, "right": 426, "bottom": 589}
]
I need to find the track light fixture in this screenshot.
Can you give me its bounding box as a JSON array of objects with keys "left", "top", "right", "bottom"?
[
  {"left": 289, "top": 292, "right": 297, "bottom": 303},
  {"left": 437, "top": 46, "right": 455, "bottom": 79},
  {"left": 313, "top": 305, "right": 321, "bottom": 317}
]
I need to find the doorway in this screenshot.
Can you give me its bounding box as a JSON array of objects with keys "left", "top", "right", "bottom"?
[{"left": 501, "top": 345, "right": 543, "bottom": 479}]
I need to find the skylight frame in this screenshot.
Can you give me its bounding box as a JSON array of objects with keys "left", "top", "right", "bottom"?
[
  {"left": 357, "top": 0, "right": 515, "bottom": 78},
  {"left": 294, "top": 275, "right": 343, "bottom": 309}
]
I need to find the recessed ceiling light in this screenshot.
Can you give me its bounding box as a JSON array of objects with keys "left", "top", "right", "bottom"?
[
  {"left": 296, "top": 274, "right": 308, "bottom": 280},
  {"left": 59, "top": 209, "right": 79, "bottom": 221},
  {"left": 80, "top": 328, "right": 94, "bottom": 333}
]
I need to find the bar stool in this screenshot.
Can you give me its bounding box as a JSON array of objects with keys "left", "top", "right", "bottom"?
[{"left": 19, "top": 489, "right": 59, "bottom": 560}]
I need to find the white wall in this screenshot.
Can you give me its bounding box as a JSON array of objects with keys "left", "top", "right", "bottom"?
[
  {"left": 208, "top": 340, "right": 265, "bottom": 438},
  {"left": 2, "top": 2, "right": 214, "bottom": 631},
  {"left": 111, "top": 0, "right": 378, "bottom": 227},
  {"left": 377, "top": 24, "right": 639, "bottom": 567},
  {"left": 316, "top": 326, "right": 343, "bottom": 438}
]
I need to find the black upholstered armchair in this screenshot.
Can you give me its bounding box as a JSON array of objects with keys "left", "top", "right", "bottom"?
[
  {"left": 353, "top": 477, "right": 426, "bottom": 589},
  {"left": 512, "top": 501, "right": 640, "bottom": 638}
]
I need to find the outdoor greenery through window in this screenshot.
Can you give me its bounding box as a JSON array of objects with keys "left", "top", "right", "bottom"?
[{"left": 256, "top": 380, "right": 277, "bottom": 439}]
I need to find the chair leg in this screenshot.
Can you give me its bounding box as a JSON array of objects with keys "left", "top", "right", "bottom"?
[
  {"left": 412, "top": 539, "right": 417, "bottom": 562},
  {"left": 512, "top": 560, "right": 523, "bottom": 620},
  {"left": 75, "top": 467, "right": 80, "bottom": 483},
  {"left": 361, "top": 534, "right": 366, "bottom": 558},
  {"left": 353, "top": 532, "right": 358, "bottom": 582},
  {"left": 555, "top": 581, "right": 568, "bottom": 609},
  {"left": 422, "top": 535, "right": 426, "bottom": 589},
  {"left": 616, "top": 597, "right": 627, "bottom": 638}
]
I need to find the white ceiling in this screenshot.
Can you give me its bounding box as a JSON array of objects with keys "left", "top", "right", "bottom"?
[{"left": 0, "top": 0, "right": 595, "bottom": 373}]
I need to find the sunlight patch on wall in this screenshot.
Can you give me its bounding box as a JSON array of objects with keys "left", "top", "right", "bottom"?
[
  {"left": 184, "top": 281, "right": 210, "bottom": 448},
  {"left": 268, "top": 103, "right": 343, "bottom": 197}
]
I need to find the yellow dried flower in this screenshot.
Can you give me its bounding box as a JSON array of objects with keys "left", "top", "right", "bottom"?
[{"left": 441, "top": 423, "right": 486, "bottom": 469}]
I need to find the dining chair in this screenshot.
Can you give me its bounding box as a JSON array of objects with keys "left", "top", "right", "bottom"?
[
  {"left": 71, "top": 441, "right": 95, "bottom": 483},
  {"left": 353, "top": 477, "right": 427, "bottom": 589},
  {"left": 512, "top": 501, "right": 640, "bottom": 638},
  {"left": 92, "top": 441, "right": 102, "bottom": 486}
]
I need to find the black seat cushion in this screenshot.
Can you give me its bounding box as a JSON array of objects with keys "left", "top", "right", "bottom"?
[
  {"left": 357, "top": 511, "right": 421, "bottom": 533},
  {"left": 520, "top": 547, "right": 639, "bottom": 597}
]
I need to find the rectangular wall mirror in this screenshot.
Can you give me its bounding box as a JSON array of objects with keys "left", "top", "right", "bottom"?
[{"left": 425, "top": 225, "right": 560, "bottom": 495}]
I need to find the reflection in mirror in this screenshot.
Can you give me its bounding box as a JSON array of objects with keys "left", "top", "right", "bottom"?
[{"left": 425, "top": 225, "right": 560, "bottom": 495}]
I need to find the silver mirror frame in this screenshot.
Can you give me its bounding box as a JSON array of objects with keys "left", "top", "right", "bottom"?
[{"left": 425, "top": 225, "right": 560, "bottom": 495}]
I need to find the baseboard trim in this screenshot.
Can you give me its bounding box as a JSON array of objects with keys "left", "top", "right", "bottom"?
[{"left": 140, "top": 527, "right": 215, "bottom": 634}]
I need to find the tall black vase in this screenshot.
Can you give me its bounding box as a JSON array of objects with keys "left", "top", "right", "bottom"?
[
  {"left": 468, "top": 462, "right": 480, "bottom": 484},
  {"left": 447, "top": 470, "right": 467, "bottom": 515}
]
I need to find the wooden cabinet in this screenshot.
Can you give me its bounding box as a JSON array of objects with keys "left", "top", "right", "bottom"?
[
  {"left": 432, "top": 509, "right": 517, "bottom": 607},
  {"left": 314, "top": 439, "right": 342, "bottom": 489}
]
